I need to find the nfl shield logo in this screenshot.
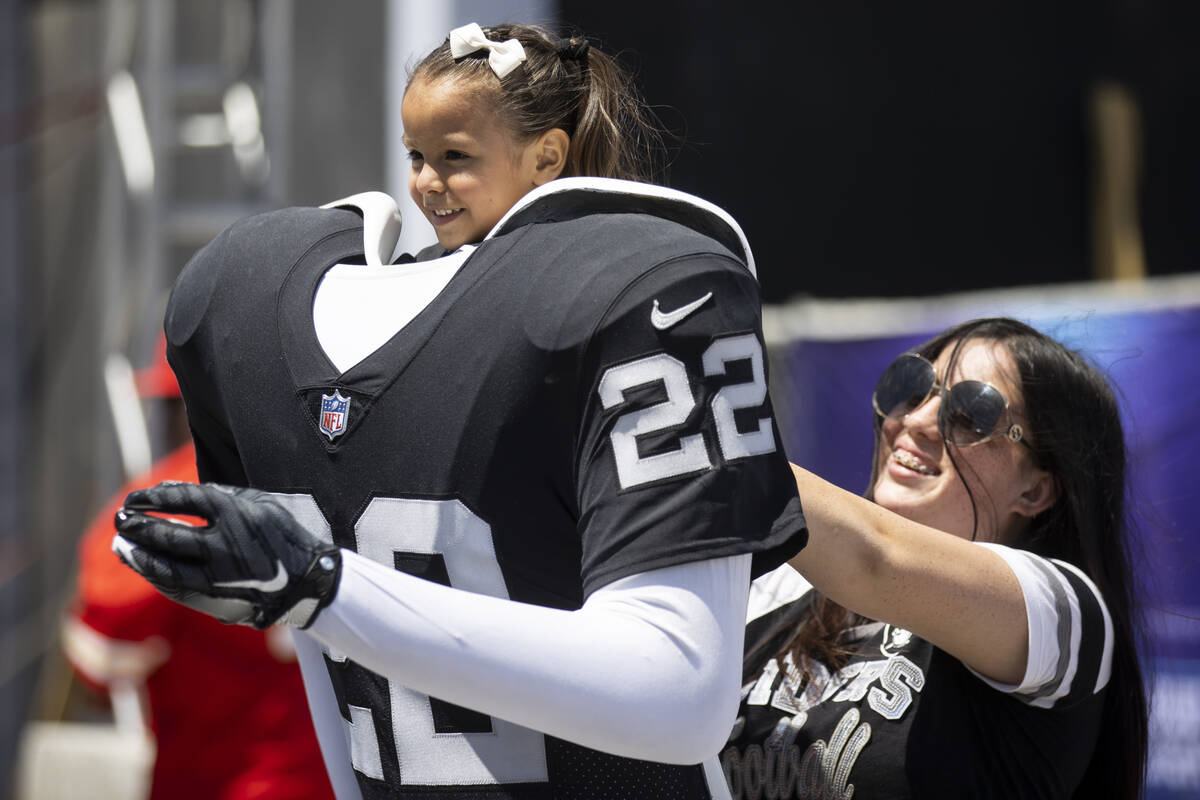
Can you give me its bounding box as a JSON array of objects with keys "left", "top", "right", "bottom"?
[{"left": 319, "top": 391, "right": 351, "bottom": 440}]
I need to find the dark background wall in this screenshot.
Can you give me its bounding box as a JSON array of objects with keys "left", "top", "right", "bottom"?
[{"left": 561, "top": 0, "right": 1199, "bottom": 303}]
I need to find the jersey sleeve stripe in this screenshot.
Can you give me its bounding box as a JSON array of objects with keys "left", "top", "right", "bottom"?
[
  {"left": 1051, "top": 558, "right": 1114, "bottom": 695},
  {"left": 1050, "top": 567, "right": 1104, "bottom": 706},
  {"left": 971, "top": 545, "right": 1115, "bottom": 709},
  {"left": 1021, "top": 555, "right": 1082, "bottom": 707}
]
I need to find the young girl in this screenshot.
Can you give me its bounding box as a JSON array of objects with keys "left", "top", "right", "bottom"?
[
  {"left": 724, "top": 318, "right": 1148, "bottom": 798},
  {"left": 402, "top": 21, "right": 664, "bottom": 254},
  {"left": 113, "top": 22, "right": 806, "bottom": 800}
]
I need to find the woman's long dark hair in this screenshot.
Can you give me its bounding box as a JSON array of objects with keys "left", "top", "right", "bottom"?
[{"left": 782, "top": 317, "right": 1148, "bottom": 798}]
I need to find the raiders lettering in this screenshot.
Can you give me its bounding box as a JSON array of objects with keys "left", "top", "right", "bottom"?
[{"left": 724, "top": 626, "right": 925, "bottom": 799}]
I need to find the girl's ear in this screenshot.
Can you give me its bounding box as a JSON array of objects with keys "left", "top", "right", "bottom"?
[
  {"left": 531, "top": 128, "right": 569, "bottom": 184},
  {"left": 1012, "top": 468, "right": 1058, "bottom": 519}
]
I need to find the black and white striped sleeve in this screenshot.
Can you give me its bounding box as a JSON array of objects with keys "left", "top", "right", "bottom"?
[{"left": 970, "top": 542, "right": 1115, "bottom": 708}]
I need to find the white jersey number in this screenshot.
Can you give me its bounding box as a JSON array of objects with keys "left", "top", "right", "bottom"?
[
  {"left": 272, "top": 494, "right": 549, "bottom": 787},
  {"left": 598, "top": 333, "right": 776, "bottom": 489}
]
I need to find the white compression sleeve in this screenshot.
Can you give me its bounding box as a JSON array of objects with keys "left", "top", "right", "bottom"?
[{"left": 303, "top": 551, "right": 751, "bottom": 765}]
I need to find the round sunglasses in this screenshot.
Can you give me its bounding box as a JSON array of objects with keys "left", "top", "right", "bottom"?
[{"left": 872, "top": 353, "right": 1030, "bottom": 448}]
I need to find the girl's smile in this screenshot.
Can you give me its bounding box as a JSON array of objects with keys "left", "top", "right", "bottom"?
[
  {"left": 428, "top": 207, "right": 465, "bottom": 226},
  {"left": 401, "top": 76, "right": 562, "bottom": 251}
]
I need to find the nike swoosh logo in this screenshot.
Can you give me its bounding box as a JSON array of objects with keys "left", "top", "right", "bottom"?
[
  {"left": 214, "top": 560, "right": 289, "bottom": 593},
  {"left": 650, "top": 291, "right": 713, "bottom": 331}
]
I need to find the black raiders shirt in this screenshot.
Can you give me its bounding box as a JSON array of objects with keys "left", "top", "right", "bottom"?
[
  {"left": 723, "top": 559, "right": 1111, "bottom": 800},
  {"left": 163, "top": 180, "right": 808, "bottom": 799}
]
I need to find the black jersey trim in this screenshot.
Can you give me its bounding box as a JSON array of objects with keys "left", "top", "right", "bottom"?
[
  {"left": 1022, "top": 556, "right": 1075, "bottom": 703},
  {"left": 580, "top": 493, "right": 807, "bottom": 598},
  {"left": 1053, "top": 563, "right": 1108, "bottom": 704}
]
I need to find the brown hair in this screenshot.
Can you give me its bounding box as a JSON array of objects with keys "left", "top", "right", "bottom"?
[{"left": 408, "top": 23, "right": 665, "bottom": 182}]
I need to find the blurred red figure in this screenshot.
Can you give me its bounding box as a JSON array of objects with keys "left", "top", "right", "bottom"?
[{"left": 63, "top": 342, "right": 334, "bottom": 800}]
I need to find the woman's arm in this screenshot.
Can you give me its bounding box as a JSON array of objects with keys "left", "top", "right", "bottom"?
[{"left": 787, "top": 464, "right": 1029, "bottom": 684}]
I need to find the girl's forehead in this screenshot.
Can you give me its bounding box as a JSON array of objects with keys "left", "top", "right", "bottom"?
[
  {"left": 405, "top": 76, "right": 490, "bottom": 117},
  {"left": 402, "top": 77, "right": 501, "bottom": 140}
]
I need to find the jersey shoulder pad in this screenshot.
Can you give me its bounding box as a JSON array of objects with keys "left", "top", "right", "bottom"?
[
  {"left": 320, "top": 191, "right": 403, "bottom": 267},
  {"left": 166, "top": 205, "right": 363, "bottom": 346},
  {"left": 491, "top": 177, "right": 756, "bottom": 278}
]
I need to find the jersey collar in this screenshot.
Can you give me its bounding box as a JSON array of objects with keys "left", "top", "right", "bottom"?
[{"left": 485, "top": 177, "right": 757, "bottom": 280}]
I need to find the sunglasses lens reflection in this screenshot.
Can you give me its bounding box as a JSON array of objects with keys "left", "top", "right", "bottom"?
[
  {"left": 874, "top": 356, "right": 1011, "bottom": 446},
  {"left": 873, "top": 355, "right": 935, "bottom": 418},
  {"left": 941, "top": 381, "right": 1006, "bottom": 444}
]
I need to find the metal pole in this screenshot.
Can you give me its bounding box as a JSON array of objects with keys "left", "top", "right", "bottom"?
[
  {"left": 262, "top": 0, "right": 293, "bottom": 206},
  {"left": 0, "top": 0, "right": 29, "bottom": 792}
]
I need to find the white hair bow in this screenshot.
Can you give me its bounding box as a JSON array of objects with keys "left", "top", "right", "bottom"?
[{"left": 449, "top": 23, "right": 527, "bottom": 79}]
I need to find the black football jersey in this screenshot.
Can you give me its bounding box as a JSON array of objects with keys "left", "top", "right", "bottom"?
[
  {"left": 725, "top": 570, "right": 1109, "bottom": 799},
  {"left": 164, "top": 180, "right": 807, "bottom": 799}
]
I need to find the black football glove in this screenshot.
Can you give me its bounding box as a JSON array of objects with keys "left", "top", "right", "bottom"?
[{"left": 112, "top": 481, "right": 341, "bottom": 629}]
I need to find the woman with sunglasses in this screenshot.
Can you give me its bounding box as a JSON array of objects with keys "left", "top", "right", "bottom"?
[{"left": 721, "top": 317, "right": 1148, "bottom": 799}]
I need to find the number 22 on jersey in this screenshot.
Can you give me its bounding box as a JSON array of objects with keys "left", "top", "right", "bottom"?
[{"left": 598, "top": 332, "right": 775, "bottom": 489}]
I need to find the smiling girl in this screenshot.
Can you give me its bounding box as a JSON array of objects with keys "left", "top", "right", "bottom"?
[{"left": 402, "top": 22, "right": 661, "bottom": 253}]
